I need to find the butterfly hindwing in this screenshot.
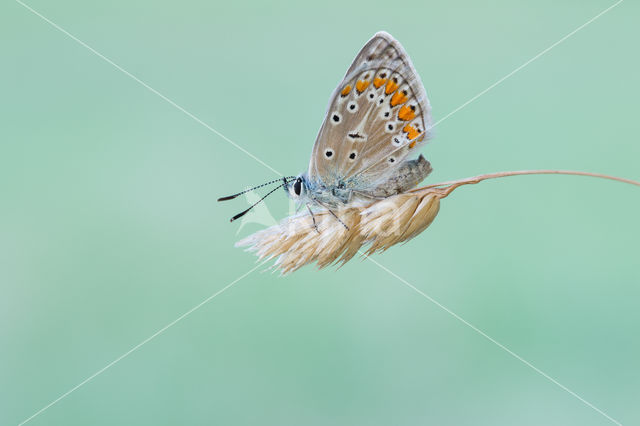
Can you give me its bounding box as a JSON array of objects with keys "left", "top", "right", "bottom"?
[{"left": 308, "top": 32, "right": 433, "bottom": 192}]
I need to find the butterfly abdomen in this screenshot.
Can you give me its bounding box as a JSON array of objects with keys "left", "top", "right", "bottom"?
[{"left": 366, "top": 155, "right": 432, "bottom": 198}]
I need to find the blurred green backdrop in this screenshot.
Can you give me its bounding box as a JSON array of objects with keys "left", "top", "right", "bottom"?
[{"left": 1, "top": 0, "right": 639, "bottom": 425}]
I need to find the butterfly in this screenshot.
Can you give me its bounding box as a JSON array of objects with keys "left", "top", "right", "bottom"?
[{"left": 220, "top": 31, "right": 433, "bottom": 227}]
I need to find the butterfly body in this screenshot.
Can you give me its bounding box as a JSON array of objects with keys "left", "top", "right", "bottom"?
[
  {"left": 287, "top": 154, "right": 432, "bottom": 208},
  {"left": 285, "top": 31, "right": 434, "bottom": 211}
]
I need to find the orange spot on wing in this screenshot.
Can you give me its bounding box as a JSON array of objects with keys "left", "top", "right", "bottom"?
[
  {"left": 390, "top": 91, "right": 408, "bottom": 107},
  {"left": 409, "top": 140, "right": 417, "bottom": 149},
  {"left": 373, "top": 77, "right": 387, "bottom": 88},
  {"left": 403, "top": 124, "right": 421, "bottom": 141},
  {"left": 398, "top": 105, "right": 416, "bottom": 121},
  {"left": 355, "top": 80, "right": 370, "bottom": 93},
  {"left": 341, "top": 85, "right": 352, "bottom": 96},
  {"left": 385, "top": 80, "right": 399, "bottom": 95}
]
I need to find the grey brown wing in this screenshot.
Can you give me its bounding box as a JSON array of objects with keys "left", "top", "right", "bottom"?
[{"left": 307, "top": 31, "right": 433, "bottom": 192}]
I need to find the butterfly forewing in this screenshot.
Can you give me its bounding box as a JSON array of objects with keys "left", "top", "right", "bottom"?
[{"left": 308, "top": 32, "right": 433, "bottom": 192}]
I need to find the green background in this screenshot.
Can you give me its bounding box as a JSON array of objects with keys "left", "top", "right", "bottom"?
[{"left": 2, "top": 0, "right": 638, "bottom": 425}]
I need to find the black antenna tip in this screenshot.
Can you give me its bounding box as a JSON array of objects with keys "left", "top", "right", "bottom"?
[
  {"left": 218, "top": 195, "right": 238, "bottom": 202},
  {"left": 230, "top": 208, "right": 250, "bottom": 222}
]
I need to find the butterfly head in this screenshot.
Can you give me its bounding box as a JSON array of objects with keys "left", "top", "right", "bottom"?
[{"left": 285, "top": 174, "right": 310, "bottom": 201}]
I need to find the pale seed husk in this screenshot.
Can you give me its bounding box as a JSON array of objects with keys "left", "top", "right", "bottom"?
[{"left": 235, "top": 186, "right": 444, "bottom": 274}]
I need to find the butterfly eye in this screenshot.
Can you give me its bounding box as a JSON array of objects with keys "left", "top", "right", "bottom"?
[{"left": 293, "top": 178, "right": 302, "bottom": 196}]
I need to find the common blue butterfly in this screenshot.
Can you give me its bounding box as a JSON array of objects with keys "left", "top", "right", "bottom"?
[{"left": 220, "top": 32, "right": 433, "bottom": 228}]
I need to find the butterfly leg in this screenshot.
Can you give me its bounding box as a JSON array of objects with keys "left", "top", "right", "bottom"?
[
  {"left": 313, "top": 199, "right": 349, "bottom": 231},
  {"left": 326, "top": 208, "right": 349, "bottom": 230},
  {"left": 306, "top": 204, "right": 320, "bottom": 233}
]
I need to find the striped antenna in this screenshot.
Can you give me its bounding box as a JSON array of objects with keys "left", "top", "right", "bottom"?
[
  {"left": 229, "top": 180, "right": 289, "bottom": 222},
  {"left": 218, "top": 176, "right": 296, "bottom": 201}
]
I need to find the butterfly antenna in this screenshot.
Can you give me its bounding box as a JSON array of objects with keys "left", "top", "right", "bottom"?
[
  {"left": 218, "top": 176, "right": 296, "bottom": 201},
  {"left": 229, "top": 181, "right": 287, "bottom": 222}
]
